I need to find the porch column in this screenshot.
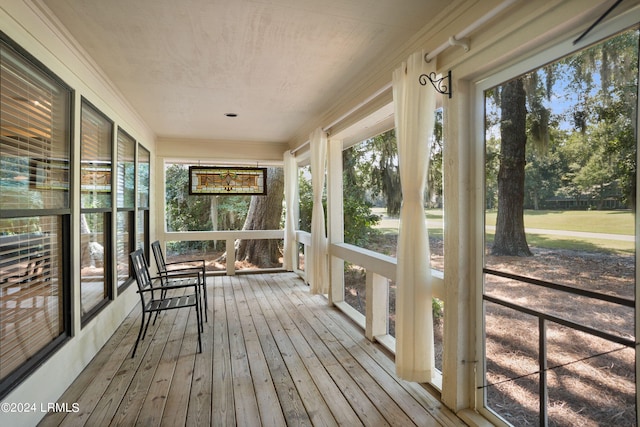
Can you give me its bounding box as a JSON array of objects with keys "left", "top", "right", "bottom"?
[
  {"left": 283, "top": 150, "right": 298, "bottom": 271},
  {"left": 441, "top": 78, "right": 475, "bottom": 412},
  {"left": 327, "top": 137, "right": 344, "bottom": 305}
]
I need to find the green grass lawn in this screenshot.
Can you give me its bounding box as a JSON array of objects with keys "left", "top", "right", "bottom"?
[
  {"left": 486, "top": 209, "right": 634, "bottom": 254},
  {"left": 484, "top": 232, "right": 634, "bottom": 254},
  {"left": 485, "top": 209, "right": 634, "bottom": 235},
  {"left": 372, "top": 208, "right": 635, "bottom": 254}
]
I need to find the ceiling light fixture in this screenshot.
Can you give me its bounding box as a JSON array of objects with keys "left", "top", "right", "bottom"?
[{"left": 224, "top": 113, "right": 238, "bottom": 117}]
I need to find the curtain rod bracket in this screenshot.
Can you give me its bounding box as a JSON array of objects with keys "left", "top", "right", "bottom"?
[
  {"left": 449, "top": 35, "right": 470, "bottom": 52},
  {"left": 419, "top": 69, "right": 452, "bottom": 98}
]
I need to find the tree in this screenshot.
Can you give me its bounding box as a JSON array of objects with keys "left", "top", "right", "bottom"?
[
  {"left": 297, "top": 167, "right": 314, "bottom": 233},
  {"left": 369, "top": 130, "right": 402, "bottom": 216},
  {"left": 563, "top": 31, "right": 638, "bottom": 210},
  {"left": 165, "top": 164, "right": 250, "bottom": 255},
  {"left": 491, "top": 77, "right": 532, "bottom": 256},
  {"left": 165, "top": 164, "right": 212, "bottom": 233},
  {"left": 236, "top": 167, "right": 285, "bottom": 267},
  {"left": 427, "top": 109, "right": 444, "bottom": 208},
  {"left": 343, "top": 144, "right": 381, "bottom": 246}
]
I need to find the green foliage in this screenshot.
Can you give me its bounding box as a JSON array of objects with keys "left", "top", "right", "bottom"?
[
  {"left": 428, "top": 109, "right": 444, "bottom": 208},
  {"left": 368, "top": 130, "right": 402, "bottom": 216},
  {"left": 343, "top": 193, "right": 380, "bottom": 246},
  {"left": 488, "top": 28, "right": 638, "bottom": 213},
  {"left": 343, "top": 143, "right": 381, "bottom": 246},
  {"left": 298, "top": 157, "right": 382, "bottom": 248},
  {"left": 297, "top": 167, "right": 314, "bottom": 233},
  {"left": 164, "top": 164, "right": 250, "bottom": 252},
  {"left": 432, "top": 297, "right": 444, "bottom": 321},
  {"left": 165, "top": 164, "right": 212, "bottom": 232}
]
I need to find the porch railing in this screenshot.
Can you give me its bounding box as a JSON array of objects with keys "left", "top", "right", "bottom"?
[
  {"left": 295, "top": 230, "right": 444, "bottom": 355},
  {"left": 161, "top": 229, "right": 285, "bottom": 275},
  {"left": 163, "top": 228, "right": 445, "bottom": 358},
  {"left": 482, "top": 267, "right": 635, "bottom": 426}
]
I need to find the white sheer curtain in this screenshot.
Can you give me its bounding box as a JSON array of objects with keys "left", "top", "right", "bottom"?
[
  {"left": 308, "top": 127, "right": 329, "bottom": 294},
  {"left": 283, "top": 150, "right": 298, "bottom": 271},
  {"left": 393, "top": 50, "right": 437, "bottom": 382}
]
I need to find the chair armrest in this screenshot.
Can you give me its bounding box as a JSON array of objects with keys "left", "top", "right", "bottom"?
[
  {"left": 160, "top": 266, "right": 204, "bottom": 275},
  {"left": 164, "top": 260, "right": 205, "bottom": 269},
  {"left": 138, "top": 279, "right": 199, "bottom": 293},
  {"left": 152, "top": 271, "right": 201, "bottom": 280}
]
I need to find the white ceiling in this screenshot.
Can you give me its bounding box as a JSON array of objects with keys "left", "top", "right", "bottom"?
[{"left": 41, "top": 0, "right": 449, "bottom": 144}]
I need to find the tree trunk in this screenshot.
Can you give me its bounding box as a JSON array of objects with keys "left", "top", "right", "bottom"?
[
  {"left": 210, "top": 196, "right": 218, "bottom": 249},
  {"left": 236, "top": 167, "right": 285, "bottom": 267},
  {"left": 492, "top": 78, "right": 532, "bottom": 256}
]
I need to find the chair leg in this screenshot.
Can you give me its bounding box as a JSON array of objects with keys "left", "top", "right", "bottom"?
[
  {"left": 132, "top": 312, "right": 146, "bottom": 358},
  {"left": 142, "top": 312, "right": 153, "bottom": 340},
  {"left": 201, "top": 269, "right": 208, "bottom": 323},
  {"left": 195, "top": 306, "right": 202, "bottom": 353},
  {"left": 195, "top": 290, "right": 203, "bottom": 334},
  {"left": 154, "top": 289, "right": 167, "bottom": 325},
  {"left": 199, "top": 285, "right": 206, "bottom": 326}
]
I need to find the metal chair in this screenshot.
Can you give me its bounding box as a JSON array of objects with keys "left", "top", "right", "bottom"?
[
  {"left": 151, "top": 240, "right": 208, "bottom": 322},
  {"left": 129, "top": 249, "right": 202, "bottom": 358}
]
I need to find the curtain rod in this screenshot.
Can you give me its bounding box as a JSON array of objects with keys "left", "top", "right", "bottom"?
[
  {"left": 290, "top": 0, "right": 520, "bottom": 155},
  {"left": 425, "top": 0, "right": 520, "bottom": 62},
  {"left": 289, "top": 82, "right": 392, "bottom": 154}
]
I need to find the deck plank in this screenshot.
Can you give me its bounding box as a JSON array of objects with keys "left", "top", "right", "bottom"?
[
  {"left": 138, "top": 297, "right": 192, "bottom": 426},
  {"left": 278, "top": 274, "right": 439, "bottom": 426},
  {"left": 231, "top": 276, "right": 286, "bottom": 427},
  {"left": 183, "top": 278, "right": 214, "bottom": 427},
  {"left": 38, "top": 272, "right": 463, "bottom": 427},
  {"left": 209, "top": 276, "right": 234, "bottom": 427},
  {"left": 253, "top": 274, "right": 376, "bottom": 426},
  {"left": 266, "top": 274, "right": 414, "bottom": 426},
  {"left": 159, "top": 307, "right": 197, "bottom": 427},
  {"left": 247, "top": 275, "right": 338, "bottom": 427},
  {"left": 224, "top": 276, "right": 261, "bottom": 426},
  {"left": 294, "top": 277, "right": 466, "bottom": 427},
  {"left": 109, "top": 303, "right": 182, "bottom": 426},
  {"left": 240, "top": 276, "right": 312, "bottom": 426},
  {"left": 39, "top": 304, "right": 140, "bottom": 427}
]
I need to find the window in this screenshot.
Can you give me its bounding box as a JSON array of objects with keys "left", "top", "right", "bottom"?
[
  {"left": 297, "top": 164, "right": 313, "bottom": 234},
  {"left": 342, "top": 122, "right": 444, "bottom": 264},
  {"left": 116, "top": 128, "right": 135, "bottom": 290},
  {"left": 340, "top": 120, "right": 444, "bottom": 342},
  {"left": 80, "top": 99, "right": 113, "bottom": 321},
  {"left": 137, "top": 144, "right": 150, "bottom": 258},
  {"left": 0, "top": 36, "right": 72, "bottom": 397},
  {"left": 482, "top": 28, "right": 638, "bottom": 425},
  {"left": 164, "top": 163, "right": 284, "bottom": 271},
  {"left": 296, "top": 164, "right": 312, "bottom": 272}
]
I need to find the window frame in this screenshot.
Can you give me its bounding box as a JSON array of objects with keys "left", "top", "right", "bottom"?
[
  {"left": 79, "top": 97, "right": 114, "bottom": 325},
  {"left": 115, "top": 127, "right": 136, "bottom": 292},
  {"left": 137, "top": 144, "right": 150, "bottom": 262},
  {"left": 0, "top": 30, "right": 74, "bottom": 399},
  {"left": 472, "top": 19, "right": 640, "bottom": 426}
]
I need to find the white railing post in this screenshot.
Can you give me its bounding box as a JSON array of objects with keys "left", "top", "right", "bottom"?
[
  {"left": 366, "top": 272, "right": 388, "bottom": 341},
  {"left": 226, "top": 238, "right": 235, "bottom": 276},
  {"left": 295, "top": 231, "right": 312, "bottom": 284}
]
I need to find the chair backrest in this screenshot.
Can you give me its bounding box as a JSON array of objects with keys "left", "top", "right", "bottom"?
[
  {"left": 130, "top": 249, "right": 156, "bottom": 301},
  {"left": 151, "top": 241, "right": 170, "bottom": 286},
  {"left": 151, "top": 240, "right": 168, "bottom": 272}
]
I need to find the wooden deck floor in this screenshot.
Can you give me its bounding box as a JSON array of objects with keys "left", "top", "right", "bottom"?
[{"left": 39, "top": 272, "right": 464, "bottom": 426}]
